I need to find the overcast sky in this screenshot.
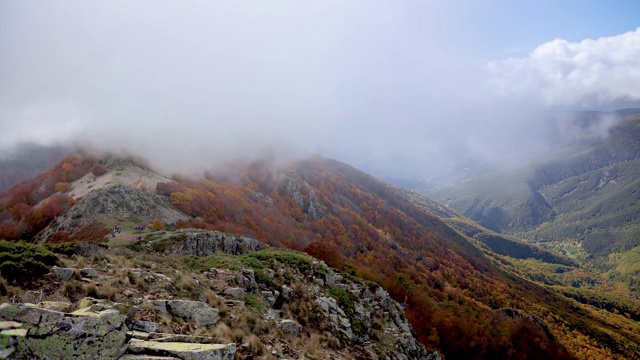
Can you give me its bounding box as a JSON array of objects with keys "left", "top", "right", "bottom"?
[{"left": 1, "top": 1, "right": 640, "bottom": 178}]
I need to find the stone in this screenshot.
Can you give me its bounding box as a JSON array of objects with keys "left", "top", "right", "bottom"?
[
  {"left": 170, "top": 231, "right": 260, "bottom": 256},
  {"left": 130, "top": 320, "right": 158, "bottom": 333},
  {"left": 314, "top": 297, "right": 353, "bottom": 340},
  {"left": 223, "top": 287, "right": 245, "bottom": 300},
  {"left": 77, "top": 297, "right": 131, "bottom": 316},
  {"left": 127, "top": 339, "right": 236, "bottom": 360},
  {"left": 80, "top": 268, "right": 100, "bottom": 278},
  {"left": 261, "top": 290, "right": 276, "bottom": 307},
  {"left": 0, "top": 323, "right": 27, "bottom": 359},
  {"left": 0, "top": 321, "right": 22, "bottom": 331},
  {"left": 119, "top": 355, "right": 181, "bottom": 360},
  {"left": 37, "top": 301, "right": 73, "bottom": 313},
  {"left": 52, "top": 266, "right": 74, "bottom": 281},
  {"left": 152, "top": 300, "right": 220, "bottom": 326},
  {"left": 0, "top": 302, "right": 128, "bottom": 359},
  {"left": 281, "top": 285, "right": 293, "bottom": 299},
  {"left": 235, "top": 269, "right": 258, "bottom": 290},
  {"left": 276, "top": 319, "right": 302, "bottom": 337}
]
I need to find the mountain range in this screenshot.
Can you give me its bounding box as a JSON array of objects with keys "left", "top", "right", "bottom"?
[{"left": 1, "top": 146, "right": 640, "bottom": 359}]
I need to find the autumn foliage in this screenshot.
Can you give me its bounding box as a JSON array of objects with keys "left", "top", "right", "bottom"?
[
  {"left": 152, "top": 157, "right": 586, "bottom": 359},
  {"left": 0, "top": 154, "right": 103, "bottom": 241},
  {"left": 151, "top": 219, "right": 165, "bottom": 231}
]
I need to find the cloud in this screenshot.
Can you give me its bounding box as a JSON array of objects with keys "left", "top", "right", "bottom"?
[
  {"left": 1, "top": 2, "right": 639, "bottom": 181},
  {"left": 487, "top": 28, "right": 640, "bottom": 107}
]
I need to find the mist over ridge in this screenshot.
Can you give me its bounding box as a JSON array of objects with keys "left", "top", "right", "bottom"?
[{"left": 1, "top": 1, "right": 640, "bottom": 180}]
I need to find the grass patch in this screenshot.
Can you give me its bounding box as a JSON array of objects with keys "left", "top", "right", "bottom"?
[{"left": 244, "top": 295, "right": 267, "bottom": 314}]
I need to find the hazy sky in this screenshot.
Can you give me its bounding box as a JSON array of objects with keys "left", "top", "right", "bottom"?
[{"left": 1, "top": 1, "right": 640, "bottom": 178}]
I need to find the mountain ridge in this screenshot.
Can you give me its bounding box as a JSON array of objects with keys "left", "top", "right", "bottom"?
[{"left": 1, "top": 151, "right": 640, "bottom": 358}]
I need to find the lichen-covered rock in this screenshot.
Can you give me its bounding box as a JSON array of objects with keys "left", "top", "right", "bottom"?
[
  {"left": 36, "top": 301, "right": 73, "bottom": 313},
  {"left": 80, "top": 267, "right": 99, "bottom": 278},
  {"left": 52, "top": 266, "right": 74, "bottom": 281},
  {"left": 276, "top": 319, "right": 302, "bottom": 338},
  {"left": 77, "top": 297, "right": 131, "bottom": 316},
  {"left": 151, "top": 300, "right": 220, "bottom": 326},
  {"left": 0, "top": 321, "right": 26, "bottom": 359},
  {"left": 223, "top": 287, "right": 245, "bottom": 300},
  {"left": 127, "top": 339, "right": 236, "bottom": 360},
  {"left": 130, "top": 320, "right": 159, "bottom": 333},
  {"left": 0, "top": 302, "right": 128, "bottom": 359}
]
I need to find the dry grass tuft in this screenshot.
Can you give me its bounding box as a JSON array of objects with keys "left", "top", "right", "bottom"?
[
  {"left": 304, "top": 333, "right": 321, "bottom": 357},
  {"left": 99, "top": 284, "right": 117, "bottom": 301},
  {"left": 204, "top": 289, "right": 228, "bottom": 316},
  {"left": 210, "top": 322, "right": 234, "bottom": 342},
  {"left": 178, "top": 276, "right": 197, "bottom": 292},
  {"left": 86, "top": 283, "right": 98, "bottom": 298},
  {"left": 243, "top": 334, "right": 264, "bottom": 355}
]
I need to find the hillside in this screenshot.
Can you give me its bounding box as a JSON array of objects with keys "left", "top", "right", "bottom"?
[
  {"left": 2, "top": 153, "right": 640, "bottom": 359},
  {"left": 424, "top": 112, "right": 640, "bottom": 297},
  {"left": 0, "top": 144, "right": 73, "bottom": 193}
]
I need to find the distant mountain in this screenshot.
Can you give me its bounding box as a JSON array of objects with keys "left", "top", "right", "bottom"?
[
  {"left": 2, "top": 151, "right": 640, "bottom": 358},
  {"left": 425, "top": 110, "right": 640, "bottom": 295},
  {"left": 0, "top": 144, "right": 73, "bottom": 192}
]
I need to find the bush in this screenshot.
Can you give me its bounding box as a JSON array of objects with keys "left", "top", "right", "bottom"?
[
  {"left": 46, "top": 241, "right": 78, "bottom": 256},
  {"left": 244, "top": 295, "right": 267, "bottom": 314},
  {"left": 151, "top": 219, "right": 165, "bottom": 231},
  {"left": 0, "top": 241, "right": 59, "bottom": 284}
]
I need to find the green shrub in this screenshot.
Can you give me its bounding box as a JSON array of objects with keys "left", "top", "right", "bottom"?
[
  {"left": 0, "top": 241, "right": 59, "bottom": 284},
  {"left": 244, "top": 295, "right": 267, "bottom": 314},
  {"left": 46, "top": 242, "right": 79, "bottom": 256}
]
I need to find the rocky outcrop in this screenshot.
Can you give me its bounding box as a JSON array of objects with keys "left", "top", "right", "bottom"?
[
  {"left": 278, "top": 174, "right": 327, "bottom": 220},
  {"left": 210, "top": 257, "right": 440, "bottom": 360},
  {"left": 302, "top": 261, "right": 434, "bottom": 358},
  {"left": 0, "top": 298, "right": 235, "bottom": 360},
  {"left": 141, "top": 230, "right": 261, "bottom": 256},
  {"left": 41, "top": 185, "right": 188, "bottom": 240},
  {"left": 0, "top": 301, "right": 128, "bottom": 359}
]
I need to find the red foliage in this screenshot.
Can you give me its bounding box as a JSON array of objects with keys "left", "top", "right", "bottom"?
[
  {"left": 90, "top": 163, "right": 108, "bottom": 177},
  {"left": 153, "top": 157, "right": 578, "bottom": 359},
  {"left": 49, "top": 231, "right": 72, "bottom": 244},
  {"left": 0, "top": 153, "right": 99, "bottom": 241}
]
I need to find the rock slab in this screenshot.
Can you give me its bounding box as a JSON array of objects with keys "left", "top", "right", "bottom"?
[
  {"left": 0, "top": 302, "right": 128, "bottom": 360},
  {"left": 127, "top": 339, "right": 236, "bottom": 360}
]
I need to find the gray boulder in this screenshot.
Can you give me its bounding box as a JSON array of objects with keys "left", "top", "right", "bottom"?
[
  {"left": 0, "top": 302, "right": 128, "bottom": 359},
  {"left": 52, "top": 266, "right": 74, "bottom": 281},
  {"left": 151, "top": 300, "right": 220, "bottom": 326},
  {"left": 223, "top": 287, "right": 245, "bottom": 300},
  {"left": 276, "top": 319, "right": 302, "bottom": 338}
]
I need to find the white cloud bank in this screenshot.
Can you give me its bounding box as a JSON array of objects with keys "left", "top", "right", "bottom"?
[{"left": 488, "top": 28, "right": 640, "bottom": 107}]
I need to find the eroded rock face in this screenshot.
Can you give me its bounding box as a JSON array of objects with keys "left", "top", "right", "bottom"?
[
  {"left": 42, "top": 185, "right": 188, "bottom": 240},
  {"left": 169, "top": 231, "right": 261, "bottom": 256},
  {"left": 278, "top": 174, "right": 327, "bottom": 220},
  {"left": 0, "top": 302, "right": 128, "bottom": 360}
]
